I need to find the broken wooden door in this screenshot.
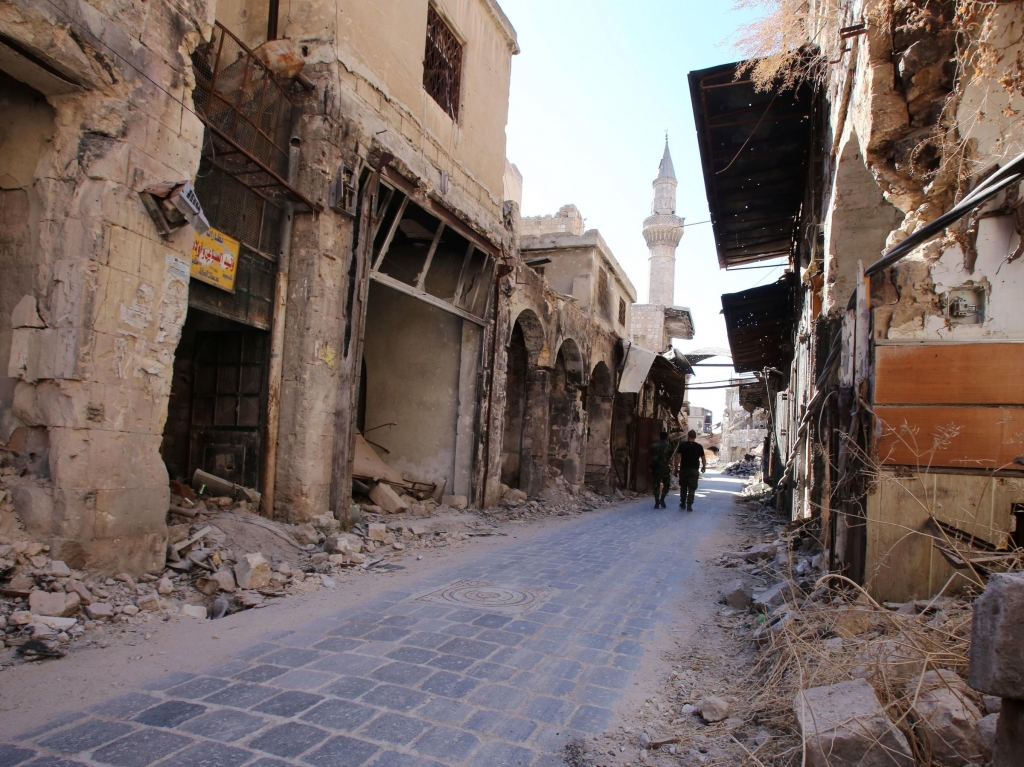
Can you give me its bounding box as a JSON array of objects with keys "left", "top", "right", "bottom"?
[
  {"left": 632, "top": 417, "right": 661, "bottom": 493},
  {"left": 189, "top": 331, "right": 269, "bottom": 490}
]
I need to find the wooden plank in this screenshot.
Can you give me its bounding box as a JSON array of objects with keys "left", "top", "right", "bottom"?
[
  {"left": 865, "top": 473, "right": 980, "bottom": 603},
  {"left": 875, "top": 405, "right": 1024, "bottom": 470},
  {"left": 875, "top": 344, "right": 1024, "bottom": 405},
  {"left": 866, "top": 476, "right": 934, "bottom": 602}
]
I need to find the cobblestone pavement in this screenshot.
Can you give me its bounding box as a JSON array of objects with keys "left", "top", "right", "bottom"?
[{"left": 0, "top": 475, "right": 735, "bottom": 767}]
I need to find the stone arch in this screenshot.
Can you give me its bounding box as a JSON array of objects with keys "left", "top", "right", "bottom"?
[
  {"left": 584, "top": 361, "right": 615, "bottom": 490},
  {"left": 509, "top": 308, "right": 548, "bottom": 367},
  {"left": 555, "top": 337, "right": 585, "bottom": 384}
]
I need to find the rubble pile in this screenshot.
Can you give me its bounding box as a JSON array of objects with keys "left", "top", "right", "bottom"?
[
  {"left": 588, "top": 497, "right": 993, "bottom": 767},
  {"left": 0, "top": 471, "right": 501, "bottom": 667},
  {"left": 488, "top": 474, "right": 622, "bottom": 520},
  {"left": 721, "top": 459, "right": 760, "bottom": 478}
]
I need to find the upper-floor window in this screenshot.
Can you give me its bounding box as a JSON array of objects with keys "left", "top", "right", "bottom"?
[
  {"left": 618, "top": 297, "right": 626, "bottom": 326},
  {"left": 423, "top": 6, "right": 463, "bottom": 121},
  {"left": 598, "top": 267, "right": 612, "bottom": 321}
]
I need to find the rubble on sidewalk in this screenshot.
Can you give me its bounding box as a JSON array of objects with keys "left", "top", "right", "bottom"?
[
  {"left": 583, "top": 472, "right": 1001, "bottom": 767},
  {"left": 0, "top": 475, "right": 520, "bottom": 668}
]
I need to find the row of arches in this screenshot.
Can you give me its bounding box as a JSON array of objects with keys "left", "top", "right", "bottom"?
[{"left": 500, "top": 309, "right": 620, "bottom": 496}]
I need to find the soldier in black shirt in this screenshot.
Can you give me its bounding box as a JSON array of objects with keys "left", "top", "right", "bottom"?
[{"left": 677, "top": 429, "right": 706, "bottom": 511}]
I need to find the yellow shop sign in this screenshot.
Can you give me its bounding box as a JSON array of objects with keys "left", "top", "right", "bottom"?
[{"left": 190, "top": 228, "right": 240, "bottom": 292}]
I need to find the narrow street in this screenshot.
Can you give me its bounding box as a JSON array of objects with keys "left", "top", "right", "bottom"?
[{"left": 0, "top": 474, "right": 743, "bottom": 767}]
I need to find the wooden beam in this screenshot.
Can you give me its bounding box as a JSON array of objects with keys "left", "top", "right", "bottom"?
[
  {"left": 370, "top": 271, "right": 485, "bottom": 326},
  {"left": 415, "top": 221, "right": 445, "bottom": 290},
  {"left": 875, "top": 405, "right": 1024, "bottom": 470},
  {"left": 371, "top": 195, "right": 407, "bottom": 272},
  {"left": 875, "top": 343, "right": 1024, "bottom": 405}
]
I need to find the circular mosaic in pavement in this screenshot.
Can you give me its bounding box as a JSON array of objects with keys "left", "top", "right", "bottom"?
[{"left": 418, "top": 580, "right": 548, "bottom": 614}]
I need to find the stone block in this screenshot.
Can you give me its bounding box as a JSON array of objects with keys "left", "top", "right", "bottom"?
[
  {"left": 85, "top": 602, "right": 113, "bottom": 620},
  {"left": 969, "top": 572, "right": 1024, "bottom": 699},
  {"left": 794, "top": 678, "right": 913, "bottom": 767},
  {"left": 45, "top": 560, "right": 72, "bottom": 577},
  {"left": 11, "top": 483, "right": 55, "bottom": 539},
  {"left": 234, "top": 553, "right": 270, "bottom": 590},
  {"left": 753, "top": 581, "right": 793, "bottom": 613},
  {"left": 325, "top": 533, "right": 363, "bottom": 554},
  {"left": 994, "top": 699, "right": 1024, "bottom": 767},
  {"left": 11, "top": 296, "right": 45, "bottom": 328},
  {"left": 197, "top": 570, "right": 235, "bottom": 595},
  {"left": 367, "top": 523, "right": 387, "bottom": 542},
  {"left": 699, "top": 696, "right": 730, "bottom": 723},
  {"left": 833, "top": 607, "right": 875, "bottom": 638},
  {"left": 443, "top": 494, "right": 468, "bottom": 510},
  {"left": 291, "top": 523, "right": 319, "bottom": 545},
  {"left": 720, "top": 579, "right": 753, "bottom": 610},
  {"left": 29, "top": 589, "right": 78, "bottom": 617},
  {"left": 181, "top": 604, "right": 207, "bottom": 620},
  {"left": 975, "top": 713, "right": 997, "bottom": 764},
  {"left": 370, "top": 482, "right": 409, "bottom": 513},
  {"left": 905, "top": 670, "right": 981, "bottom": 766},
  {"left": 137, "top": 592, "right": 161, "bottom": 611}
]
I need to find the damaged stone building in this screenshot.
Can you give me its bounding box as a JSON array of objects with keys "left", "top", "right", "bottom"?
[
  {"left": 690, "top": 0, "right": 1024, "bottom": 602},
  {"left": 0, "top": 0, "right": 672, "bottom": 575}
]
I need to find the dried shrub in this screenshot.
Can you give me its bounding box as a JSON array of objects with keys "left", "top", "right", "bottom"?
[{"left": 730, "top": 0, "right": 843, "bottom": 91}]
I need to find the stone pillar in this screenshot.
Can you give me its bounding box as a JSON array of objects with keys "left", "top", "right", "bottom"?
[
  {"left": 969, "top": 571, "right": 1024, "bottom": 765},
  {"left": 518, "top": 368, "right": 550, "bottom": 497}
]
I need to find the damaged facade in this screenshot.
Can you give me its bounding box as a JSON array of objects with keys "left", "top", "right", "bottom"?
[
  {"left": 0, "top": 0, "right": 667, "bottom": 575},
  {"left": 690, "top": 0, "right": 1024, "bottom": 602}
]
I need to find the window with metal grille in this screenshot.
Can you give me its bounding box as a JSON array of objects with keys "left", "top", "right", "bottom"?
[
  {"left": 618, "top": 297, "right": 626, "bottom": 326},
  {"left": 598, "top": 267, "right": 612, "bottom": 321},
  {"left": 423, "top": 5, "right": 463, "bottom": 121}
]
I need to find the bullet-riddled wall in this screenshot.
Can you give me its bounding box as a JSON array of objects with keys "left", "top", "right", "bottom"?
[{"left": 0, "top": 0, "right": 213, "bottom": 572}]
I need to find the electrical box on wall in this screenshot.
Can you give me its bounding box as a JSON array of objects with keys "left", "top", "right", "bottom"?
[
  {"left": 327, "top": 164, "right": 359, "bottom": 217},
  {"left": 943, "top": 285, "right": 985, "bottom": 325}
]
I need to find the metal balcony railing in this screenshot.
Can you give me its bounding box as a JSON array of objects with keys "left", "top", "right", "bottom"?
[{"left": 190, "top": 22, "right": 316, "bottom": 212}]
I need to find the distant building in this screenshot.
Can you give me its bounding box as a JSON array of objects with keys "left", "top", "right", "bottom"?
[{"left": 719, "top": 383, "right": 767, "bottom": 463}]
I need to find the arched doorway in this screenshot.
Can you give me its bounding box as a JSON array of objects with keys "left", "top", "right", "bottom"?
[
  {"left": 584, "top": 361, "right": 614, "bottom": 490},
  {"left": 501, "top": 310, "right": 547, "bottom": 492},
  {"left": 547, "top": 339, "right": 585, "bottom": 485}
]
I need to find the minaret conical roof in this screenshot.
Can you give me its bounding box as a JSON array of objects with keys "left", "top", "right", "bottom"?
[{"left": 657, "top": 139, "right": 675, "bottom": 180}]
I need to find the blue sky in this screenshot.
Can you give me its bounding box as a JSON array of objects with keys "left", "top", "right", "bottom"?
[{"left": 500, "top": 0, "right": 782, "bottom": 422}]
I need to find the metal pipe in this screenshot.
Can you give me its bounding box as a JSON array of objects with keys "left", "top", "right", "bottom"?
[
  {"left": 267, "top": 0, "right": 279, "bottom": 40},
  {"left": 261, "top": 109, "right": 302, "bottom": 517}
]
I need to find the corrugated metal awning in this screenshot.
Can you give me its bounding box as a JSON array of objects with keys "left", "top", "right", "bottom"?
[
  {"left": 721, "top": 274, "right": 797, "bottom": 374},
  {"left": 688, "top": 62, "right": 815, "bottom": 269}
]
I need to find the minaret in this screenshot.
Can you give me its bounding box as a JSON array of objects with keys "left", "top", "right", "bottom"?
[{"left": 643, "top": 139, "right": 684, "bottom": 306}]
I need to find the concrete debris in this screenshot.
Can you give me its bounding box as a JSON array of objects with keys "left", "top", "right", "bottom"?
[
  {"left": 0, "top": 466, "right": 575, "bottom": 667},
  {"left": 795, "top": 679, "right": 914, "bottom": 767},
  {"left": 698, "top": 696, "right": 731, "bottom": 723},
  {"left": 752, "top": 581, "right": 792, "bottom": 612},
  {"left": 721, "top": 459, "right": 759, "bottom": 477},
  {"left": 975, "top": 713, "right": 997, "bottom": 764},
  {"left": 969, "top": 571, "right": 1024, "bottom": 700},
  {"left": 234, "top": 553, "right": 271, "bottom": 590},
  {"left": 905, "top": 669, "right": 981, "bottom": 766},
  {"left": 180, "top": 604, "right": 206, "bottom": 620},
  {"left": 720, "top": 579, "right": 753, "bottom": 610},
  {"left": 442, "top": 494, "right": 468, "bottom": 511},
  {"left": 369, "top": 482, "right": 409, "bottom": 514}
]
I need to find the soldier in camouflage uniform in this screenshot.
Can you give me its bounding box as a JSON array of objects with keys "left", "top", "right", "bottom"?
[{"left": 649, "top": 430, "right": 673, "bottom": 508}]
